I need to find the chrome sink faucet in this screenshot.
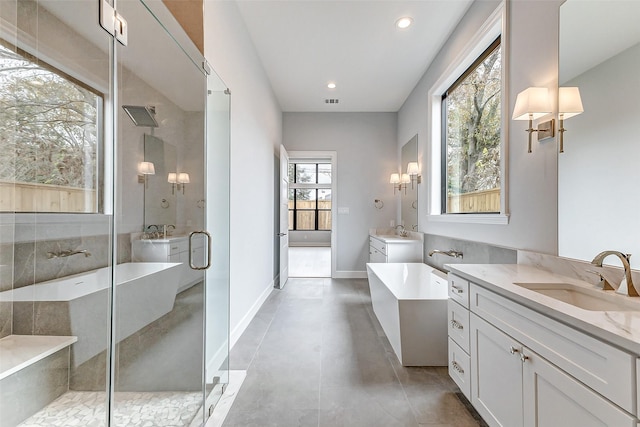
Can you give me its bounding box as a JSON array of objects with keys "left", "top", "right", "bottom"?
[
  {"left": 590, "top": 251, "right": 638, "bottom": 296},
  {"left": 395, "top": 224, "right": 408, "bottom": 237}
]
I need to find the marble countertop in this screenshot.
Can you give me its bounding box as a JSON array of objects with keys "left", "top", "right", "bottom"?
[
  {"left": 447, "top": 264, "right": 640, "bottom": 355},
  {"left": 370, "top": 234, "right": 421, "bottom": 243}
]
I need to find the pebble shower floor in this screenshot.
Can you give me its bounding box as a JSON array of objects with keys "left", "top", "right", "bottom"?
[{"left": 18, "top": 391, "right": 202, "bottom": 427}]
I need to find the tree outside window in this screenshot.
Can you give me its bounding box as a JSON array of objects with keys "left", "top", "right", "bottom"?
[{"left": 442, "top": 37, "right": 501, "bottom": 214}]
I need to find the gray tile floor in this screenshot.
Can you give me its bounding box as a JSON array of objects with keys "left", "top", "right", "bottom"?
[{"left": 224, "top": 277, "right": 486, "bottom": 427}]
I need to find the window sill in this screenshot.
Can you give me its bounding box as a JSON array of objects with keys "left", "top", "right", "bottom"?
[{"left": 427, "top": 213, "right": 510, "bottom": 225}]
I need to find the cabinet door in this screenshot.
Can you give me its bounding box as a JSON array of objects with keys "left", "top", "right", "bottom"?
[
  {"left": 471, "top": 313, "right": 524, "bottom": 427},
  {"left": 369, "top": 246, "right": 387, "bottom": 263},
  {"left": 523, "top": 348, "right": 636, "bottom": 427}
]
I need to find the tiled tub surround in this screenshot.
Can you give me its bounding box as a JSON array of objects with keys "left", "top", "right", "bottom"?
[
  {"left": 0, "top": 232, "right": 132, "bottom": 340},
  {"left": 423, "top": 234, "right": 517, "bottom": 272},
  {"left": 1, "top": 262, "right": 182, "bottom": 367}
]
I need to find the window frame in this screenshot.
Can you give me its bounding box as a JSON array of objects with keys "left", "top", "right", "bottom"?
[
  {"left": 426, "top": 2, "right": 509, "bottom": 225},
  {"left": 288, "top": 163, "right": 332, "bottom": 232}
]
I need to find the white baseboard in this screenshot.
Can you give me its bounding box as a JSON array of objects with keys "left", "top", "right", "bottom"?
[
  {"left": 334, "top": 270, "right": 367, "bottom": 279},
  {"left": 230, "top": 280, "right": 275, "bottom": 350}
]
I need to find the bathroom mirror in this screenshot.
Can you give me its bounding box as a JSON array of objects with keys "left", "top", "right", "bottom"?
[
  {"left": 143, "top": 134, "right": 177, "bottom": 228},
  {"left": 401, "top": 135, "right": 418, "bottom": 231},
  {"left": 558, "top": 0, "right": 640, "bottom": 268}
]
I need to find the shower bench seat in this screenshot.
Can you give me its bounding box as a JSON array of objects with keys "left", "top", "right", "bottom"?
[
  {"left": 0, "top": 335, "right": 77, "bottom": 425},
  {"left": 0, "top": 334, "right": 77, "bottom": 380}
]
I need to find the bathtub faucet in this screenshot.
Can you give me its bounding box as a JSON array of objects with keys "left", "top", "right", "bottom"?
[
  {"left": 47, "top": 249, "right": 92, "bottom": 259},
  {"left": 428, "top": 249, "right": 463, "bottom": 259}
]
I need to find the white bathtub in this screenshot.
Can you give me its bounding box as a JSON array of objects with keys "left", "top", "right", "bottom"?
[
  {"left": 0, "top": 262, "right": 182, "bottom": 366},
  {"left": 366, "top": 262, "right": 449, "bottom": 366}
]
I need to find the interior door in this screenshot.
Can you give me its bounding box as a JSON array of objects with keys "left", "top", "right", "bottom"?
[{"left": 279, "top": 144, "right": 290, "bottom": 288}]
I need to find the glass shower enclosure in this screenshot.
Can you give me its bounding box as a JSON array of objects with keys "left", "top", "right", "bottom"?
[{"left": 0, "top": 1, "right": 230, "bottom": 426}]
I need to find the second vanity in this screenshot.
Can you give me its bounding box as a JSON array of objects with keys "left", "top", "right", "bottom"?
[
  {"left": 132, "top": 235, "right": 206, "bottom": 293},
  {"left": 368, "top": 230, "right": 423, "bottom": 263},
  {"left": 447, "top": 264, "right": 640, "bottom": 427}
]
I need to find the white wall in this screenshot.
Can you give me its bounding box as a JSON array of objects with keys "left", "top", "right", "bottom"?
[
  {"left": 398, "top": 0, "right": 562, "bottom": 254},
  {"left": 203, "top": 1, "right": 283, "bottom": 344},
  {"left": 283, "top": 113, "right": 397, "bottom": 276}
]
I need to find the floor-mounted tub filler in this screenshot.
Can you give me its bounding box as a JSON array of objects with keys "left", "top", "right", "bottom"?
[{"left": 366, "top": 262, "right": 449, "bottom": 366}]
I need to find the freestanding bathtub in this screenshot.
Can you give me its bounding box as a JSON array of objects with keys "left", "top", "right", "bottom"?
[
  {"left": 0, "top": 262, "right": 182, "bottom": 367},
  {"left": 366, "top": 262, "right": 449, "bottom": 366}
]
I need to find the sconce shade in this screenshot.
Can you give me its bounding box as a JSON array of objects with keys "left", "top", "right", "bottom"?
[
  {"left": 512, "top": 87, "right": 551, "bottom": 120},
  {"left": 138, "top": 161, "right": 155, "bottom": 175},
  {"left": 407, "top": 162, "right": 419, "bottom": 176},
  {"left": 167, "top": 172, "right": 177, "bottom": 183},
  {"left": 389, "top": 173, "right": 400, "bottom": 184},
  {"left": 559, "top": 87, "right": 584, "bottom": 119},
  {"left": 401, "top": 173, "right": 411, "bottom": 184},
  {"left": 178, "top": 173, "right": 190, "bottom": 184}
]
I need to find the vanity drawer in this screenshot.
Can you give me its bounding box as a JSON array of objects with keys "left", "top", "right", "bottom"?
[
  {"left": 448, "top": 300, "right": 470, "bottom": 353},
  {"left": 471, "top": 284, "right": 635, "bottom": 413},
  {"left": 448, "top": 337, "right": 471, "bottom": 400},
  {"left": 168, "top": 240, "right": 188, "bottom": 255},
  {"left": 448, "top": 274, "right": 469, "bottom": 308},
  {"left": 369, "top": 237, "right": 387, "bottom": 255}
]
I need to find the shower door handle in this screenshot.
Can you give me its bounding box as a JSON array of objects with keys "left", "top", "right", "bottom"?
[{"left": 189, "top": 231, "right": 212, "bottom": 270}]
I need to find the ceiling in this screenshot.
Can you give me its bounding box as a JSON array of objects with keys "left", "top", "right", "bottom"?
[{"left": 236, "top": 0, "right": 473, "bottom": 113}]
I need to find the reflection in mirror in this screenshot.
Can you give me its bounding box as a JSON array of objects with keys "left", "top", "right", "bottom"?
[
  {"left": 558, "top": 0, "right": 640, "bottom": 268},
  {"left": 401, "top": 135, "right": 418, "bottom": 231},
  {"left": 144, "top": 134, "right": 177, "bottom": 228}
]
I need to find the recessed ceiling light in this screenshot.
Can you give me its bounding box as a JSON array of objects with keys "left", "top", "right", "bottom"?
[
  {"left": 396, "top": 17, "right": 413, "bottom": 29},
  {"left": 327, "top": 82, "right": 336, "bottom": 89}
]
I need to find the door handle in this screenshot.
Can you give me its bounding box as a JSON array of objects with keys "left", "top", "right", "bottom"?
[
  {"left": 189, "top": 231, "right": 211, "bottom": 270},
  {"left": 277, "top": 232, "right": 287, "bottom": 236}
]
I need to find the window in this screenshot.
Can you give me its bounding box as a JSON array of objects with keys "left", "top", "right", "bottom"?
[
  {"left": 0, "top": 40, "right": 103, "bottom": 213},
  {"left": 442, "top": 37, "right": 501, "bottom": 214},
  {"left": 288, "top": 163, "right": 332, "bottom": 231}
]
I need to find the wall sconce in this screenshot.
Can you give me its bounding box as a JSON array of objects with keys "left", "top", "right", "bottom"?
[
  {"left": 406, "top": 162, "right": 421, "bottom": 188},
  {"left": 512, "top": 87, "right": 554, "bottom": 153},
  {"left": 389, "top": 173, "right": 410, "bottom": 194},
  {"left": 558, "top": 87, "right": 584, "bottom": 153},
  {"left": 138, "top": 161, "right": 155, "bottom": 188},
  {"left": 168, "top": 172, "right": 177, "bottom": 194},
  {"left": 177, "top": 172, "right": 190, "bottom": 195}
]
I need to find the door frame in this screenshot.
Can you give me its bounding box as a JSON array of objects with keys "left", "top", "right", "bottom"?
[{"left": 286, "top": 150, "right": 337, "bottom": 278}]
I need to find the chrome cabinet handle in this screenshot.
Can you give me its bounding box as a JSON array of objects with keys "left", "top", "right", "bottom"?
[
  {"left": 189, "top": 231, "right": 211, "bottom": 270},
  {"left": 509, "top": 346, "right": 519, "bottom": 355},
  {"left": 520, "top": 353, "right": 529, "bottom": 363},
  {"left": 450, "top": 320, "right": 464, "bottom": 330},
  {"left": 451, "top": 285, "right": 464, "bottom": 294},
  {"left": 451, "top": 361, "right": 464, "bottom": 375},
  {"left": 277, "top": 232, "right": 287, "bottom": 236}
]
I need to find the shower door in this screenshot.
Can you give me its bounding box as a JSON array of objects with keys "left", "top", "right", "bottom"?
[{"left": 112, "top": 0, "right": 214, "bottom": 426}]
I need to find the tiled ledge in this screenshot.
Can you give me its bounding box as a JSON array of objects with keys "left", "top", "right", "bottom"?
[{"left": 0, "top": 335, "right": 77, "bottom": 380}]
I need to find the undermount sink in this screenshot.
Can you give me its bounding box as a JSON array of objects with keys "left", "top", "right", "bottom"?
[{"left": 514, "top": 282, "right": 640, "bottom": 312}]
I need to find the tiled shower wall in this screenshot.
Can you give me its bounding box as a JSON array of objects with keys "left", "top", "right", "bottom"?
[{"left": 423, "top": 233, "right": 517, "bottom": 272}]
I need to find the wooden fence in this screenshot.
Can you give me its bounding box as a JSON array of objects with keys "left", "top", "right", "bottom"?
[
  {"left": 0, "top": 180, "right": 97, "bottom": 213},
  {"left": 288, "top": 199, "right": 332, "bottom": 230},
  {"left": 447, "top": 188, "right": 500, "bottom": 213}
]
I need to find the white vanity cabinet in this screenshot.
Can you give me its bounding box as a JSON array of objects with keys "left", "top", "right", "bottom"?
[
  {"left": 368, "top": 236, "right": 422, "bottom": 263},
  {"left": 132, "top": 235, "right": 205, "bottom": 292},
  {"left": 448, "top": 272, "right": 638, "bottom": 427}
]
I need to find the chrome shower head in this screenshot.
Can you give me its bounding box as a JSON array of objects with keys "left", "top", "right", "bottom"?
[{"left": 122, "top": 105, "right": 158, "bottom": 127}]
